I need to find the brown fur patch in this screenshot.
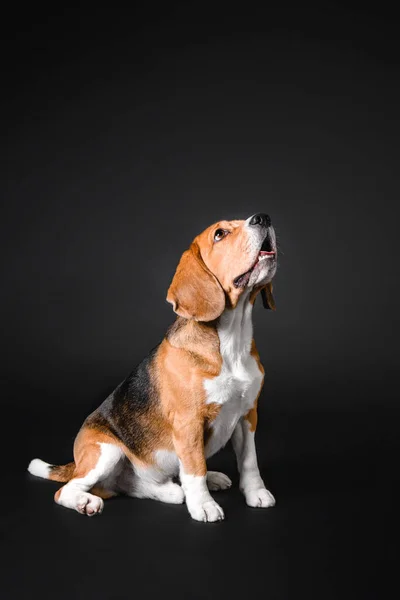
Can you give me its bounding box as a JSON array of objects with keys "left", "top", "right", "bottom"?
[
  {"left": 72, "top": 427, "right": 114, "bottom": 476},
  {"left": 48, "top": 461, "right": 76, "bottom": 482},
  {"left": 203, "top": 402, "right": 222, "bottom": 446},
  {"left": 166, "top": 318, "right": 222, "bottom": 373}
]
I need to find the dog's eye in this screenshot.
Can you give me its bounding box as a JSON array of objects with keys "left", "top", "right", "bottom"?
[{"left": 214, "top": 229, "right": 227, "bottom": 242}]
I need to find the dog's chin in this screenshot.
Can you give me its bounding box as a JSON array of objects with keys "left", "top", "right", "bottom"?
[
  {"left": 248, "top": 259, "right": 276, "bottom": 287},
  {"left": 233, "top": 258, "right": 276, "bottom": 289}
]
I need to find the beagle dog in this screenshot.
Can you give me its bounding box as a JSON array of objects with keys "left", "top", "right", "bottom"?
[{"left": 28, "top": 213, "right": 277, "bottom": 522}]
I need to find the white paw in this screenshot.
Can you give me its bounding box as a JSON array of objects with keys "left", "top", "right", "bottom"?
[
  {"left": 76, "top": 493, "right": 104, "bottom": 516},
  {"left": 207, "top": 471, "right": 232, "bottom": 491},
  {"left": 245, "top": 488, "right": 275, "bottom": 508},
  {"left": 159, "top": 483, "right": 185, "bottom": 504},
  {"left": 188, "top": 499, "right": 225, "bottom": 523}
]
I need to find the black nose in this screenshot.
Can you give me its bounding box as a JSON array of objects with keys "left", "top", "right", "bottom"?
[{"left": 249, "top": 213, "right": 271, "bottom": 227}]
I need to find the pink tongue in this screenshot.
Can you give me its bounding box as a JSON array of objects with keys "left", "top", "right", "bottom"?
[{"left": 259, "top": 250, "right": 275, "bottom": 256}]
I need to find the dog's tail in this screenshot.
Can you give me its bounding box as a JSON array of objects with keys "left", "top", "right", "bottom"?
[{"left": 27, "top": 458, "right": 76, "bottom": 483}]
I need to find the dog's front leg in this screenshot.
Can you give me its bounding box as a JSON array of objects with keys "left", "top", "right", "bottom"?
[
  {"left": 173, "top": 416, "right": 224, "bottom": 522},
  {"left": 232, "top": 410, "right": 276, "bottom": 508}
]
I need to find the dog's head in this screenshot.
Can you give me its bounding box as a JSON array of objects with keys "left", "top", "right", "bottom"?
[{"left": 167, "top": 213, "right": 277, "bottom": 321}]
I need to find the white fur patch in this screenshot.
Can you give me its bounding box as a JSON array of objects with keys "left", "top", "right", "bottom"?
[
  {"left": 27, "top": 458, "right": 52, "bottom": 479},
  {"left": 232, "top": 418, "right": 275, "bottom": 509}
]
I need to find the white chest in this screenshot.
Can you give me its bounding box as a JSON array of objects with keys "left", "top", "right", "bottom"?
[{"left": 203, "top": 295, "right": 263, "bottom": 458}]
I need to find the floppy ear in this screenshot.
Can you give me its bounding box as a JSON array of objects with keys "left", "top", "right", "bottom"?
[
  {"left": 261, "top": 281, "right": 276, "bottom": 310},
  {"left": 167, "top": 242, "right": 226, "bottom": 321}
]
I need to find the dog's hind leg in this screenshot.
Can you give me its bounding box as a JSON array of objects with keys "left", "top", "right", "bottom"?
[{"left": 54, "top": 428, "right": 123, "bottom": 516}]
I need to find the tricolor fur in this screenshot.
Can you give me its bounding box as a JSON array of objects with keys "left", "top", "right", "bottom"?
[{"left": 28, "top": 213, "right": 277, "bottom": 522}]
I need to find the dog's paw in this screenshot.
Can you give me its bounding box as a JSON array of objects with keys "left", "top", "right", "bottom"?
[
  {"left": 187, "top": 499, "right": 225, "bottom": 522},
  {"left": 76, "top": 493, "right": 104, "bottom": 516},
  {"left": 207, "top": 471, "right": 232, "bottom": 491},
  {"left": 158, "top": 482, "right": 185, "bottom": 504},
  {"left": 245, "top": 488, "right": 275, "bottom": 508}
]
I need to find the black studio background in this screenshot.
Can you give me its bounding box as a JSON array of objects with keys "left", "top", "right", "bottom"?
[{"left": 1, "top": 3, "right": 399, "bottom": 599}]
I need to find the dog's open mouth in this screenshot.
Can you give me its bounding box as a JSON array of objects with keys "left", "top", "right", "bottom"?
[{"left": 233, "top": 236, "right": 276, "bottom": 288}]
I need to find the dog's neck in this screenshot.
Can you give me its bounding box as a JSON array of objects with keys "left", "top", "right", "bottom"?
[
  {"left": 216, "top": 291, "right": 254, "bottom": 363},
  {"left": 166, "top": 291, "right": 255, "bottom": 363}
]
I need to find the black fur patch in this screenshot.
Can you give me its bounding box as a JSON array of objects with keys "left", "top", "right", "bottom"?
[{"left": 85, "top": 345, "right": 160, "bottom": 457}]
